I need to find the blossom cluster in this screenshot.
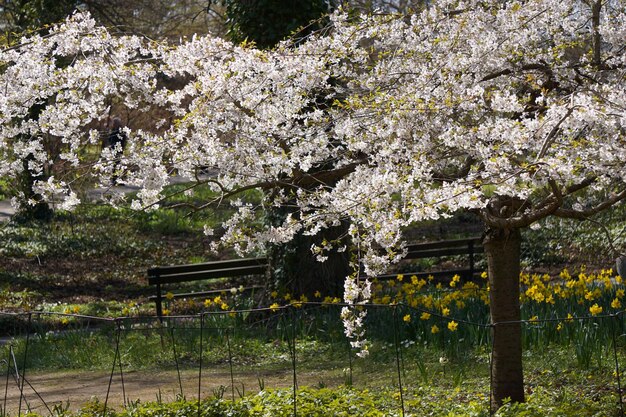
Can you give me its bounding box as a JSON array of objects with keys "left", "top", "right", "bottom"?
[
  {"left": 2, "top": 0, "right": 626, "bottom": 351},
  {"left": 2, "top": 1, "right": 625, "bottom": 272}
]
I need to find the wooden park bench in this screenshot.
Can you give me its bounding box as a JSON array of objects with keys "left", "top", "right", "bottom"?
[
  {"left": 147, "top": 237, "right": 483, "bottom": 317},
  {"left": 147, "top": 257, "right": 268, "bottom": 319},
  {"left": 375, "top": 237, "right": 484, "bottom": 281}
]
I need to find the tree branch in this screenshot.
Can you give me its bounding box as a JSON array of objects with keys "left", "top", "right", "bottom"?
[
  {"left": 480, "top": 63, "right": 551, "bottom": 83},
  {"left": 535, "top": 106, "right": 574, "bottom": 161},
  {"left": 481, "top": 195, "right": 561, "bottom": 229},
  {"left": 554, "top": 188, "right": 626, "bottom": 220}
]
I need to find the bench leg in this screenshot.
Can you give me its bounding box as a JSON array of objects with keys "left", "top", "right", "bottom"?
[
  {"left": 469, "top": 241, "right": 475, "bottom": 281},
  {"left": 156, "top": 283, "right": 163, "bottom": 322}
]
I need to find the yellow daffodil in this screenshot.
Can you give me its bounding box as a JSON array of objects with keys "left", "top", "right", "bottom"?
[{"left": 589, "top": 303, "right": 603, "bottom": 316}]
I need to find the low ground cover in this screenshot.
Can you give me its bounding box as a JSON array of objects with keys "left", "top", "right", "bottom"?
[{"left": 22, "top": 382, "right": 619, "bottom": 417}]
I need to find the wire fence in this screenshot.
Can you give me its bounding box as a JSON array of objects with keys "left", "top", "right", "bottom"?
[{"left": 0, "top": 303, "right": 624, "bottom": 417}]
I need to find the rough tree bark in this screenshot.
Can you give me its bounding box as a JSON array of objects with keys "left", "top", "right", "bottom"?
[{"left": 484, "top": 226, "right": 524, "bottom": 410}]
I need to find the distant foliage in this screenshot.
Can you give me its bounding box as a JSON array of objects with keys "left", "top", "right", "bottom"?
[{"left": 223, "top": 0, "right": 332, "bottom": 48}]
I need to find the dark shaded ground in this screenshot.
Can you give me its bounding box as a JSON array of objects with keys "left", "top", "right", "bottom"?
[{"left": 0, "top": 234, "right": 208, "bottom": 304}]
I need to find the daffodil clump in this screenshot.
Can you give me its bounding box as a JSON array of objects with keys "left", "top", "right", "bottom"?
[
  {"left": 262, "top": 267, "right": 623, "bottom": 319},
  {"left": 520, "top": 267, "right": 619, "bottom": 309},
  {"left": 261, "top": 266, "right": 624, "bottom": 352},
  {"left": 155, "top": 286, "right": 255, "bottom": 317}
]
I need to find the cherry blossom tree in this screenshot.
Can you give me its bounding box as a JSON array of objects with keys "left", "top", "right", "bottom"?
[{"left": 1, "top": 0, "right": 625, "bottom": 409}]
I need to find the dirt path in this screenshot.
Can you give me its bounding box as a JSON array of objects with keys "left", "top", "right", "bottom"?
[
  {"left": 0, "top": 200, "right": 14, "bottom": 223},
  {"left": 0, "top": 175, "right": 212, "bottom": 223},
  {"left": 2, "top": 366, "right": 344, "bottom": 415}
]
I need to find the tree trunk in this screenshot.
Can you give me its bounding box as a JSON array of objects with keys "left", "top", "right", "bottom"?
[
  {"left": 268, "top": 222, "right": 350, "bottom": 298},
  {"left": 484, "top": 226, "right": 524, "bottom": 410},
  {"left": 265, "top": 203, "right": 350, "bottom": 298},
  {"left": 15, "top": 153, "right": 53, "bottom": 223}
]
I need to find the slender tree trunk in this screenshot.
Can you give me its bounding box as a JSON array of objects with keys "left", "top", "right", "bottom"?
[
  {"left": 15, "top": 152, "right": 53, "bottom": 223},
  {"left": 484, "top": 226, "right": 524, "bottom": 410}
]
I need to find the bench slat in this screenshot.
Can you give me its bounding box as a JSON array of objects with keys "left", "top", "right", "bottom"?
[
  {"left": 148, "top": 264, "right": 267, "bottom": 285},
  {"left": 405, "top": 246, "right": 484, "bottom": 259},
  {"left": 405, "top": 237, "right": 482, "bottom": 251},
  {"left": 147, "top": 285, "right": 263, "bottom": 301},
  {"left": 375, "top": 268, "right": 484, "bottom": 281},
  {"left": 148, "top": 257, "right": 267, "bottom": 277}
]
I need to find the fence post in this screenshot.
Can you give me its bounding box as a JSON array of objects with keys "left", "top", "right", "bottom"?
[
  {"left": 116, "top": 320, "right": 127, "bottom": 407},
  {"left": 17, "top": 313, "right": 31, "bottom": 417},
  {"left": 290, "top": 305, "right": 298, "bottom": 417},
  {"left": 3, "top": 345, "right": 11, "bottom": 416},
  {"left": 198, "top": 313, "right": 204, "bottom": 417},
  {"left": 392, "top": 305, "right": 405, "bottom": 417},
  {"left": 104, "top": 318, "right": 122, "bottom": 417},
  {"left": 168, "top": 323, "right": 184, "bottom": 398},
  {"left": 611, "top": 313, "right": 625, "bottom": 416},
  {"left": 226, "top": 328, "right": 235, "bottom": 401}
]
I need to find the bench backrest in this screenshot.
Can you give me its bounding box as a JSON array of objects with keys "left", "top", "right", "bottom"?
[
  {"left": 404, "top": 237, "right": 483, "bottom": 259},
  {"left": 147, "top": 257, "right": 268, "bottom": 285}
]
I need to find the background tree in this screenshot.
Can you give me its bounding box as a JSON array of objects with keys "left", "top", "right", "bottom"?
[
  {"left": 0, "top": 0, "right": 222, "bottom": 40},
  {"left": 223, "top": 0, "right": 333, "bottom": 48},
  {"left": 0, "top": 0, "right": 80, "bottom": 220},
  {"left": 0, "top": 0, "right": 220, "bottom": 220},
  {"left": 222, "top": 0, "right": 350, "bottom": 297}
]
